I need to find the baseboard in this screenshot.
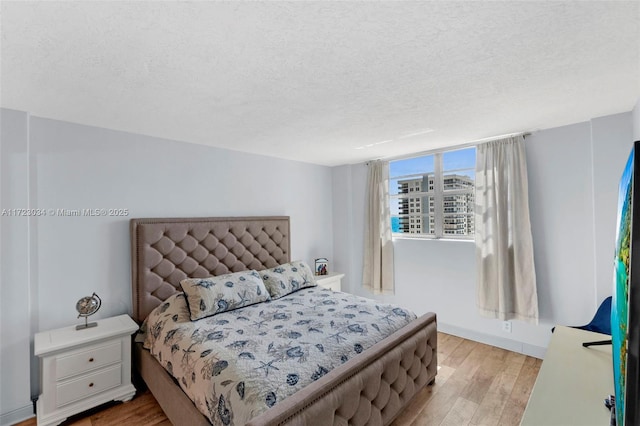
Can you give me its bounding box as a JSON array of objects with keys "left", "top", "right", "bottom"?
[
  {"left": 0, "top": 404, "right": 34, "bottom": 426},
  {"left": 438, "top": 322, "right": 547, "bottom": 359}
]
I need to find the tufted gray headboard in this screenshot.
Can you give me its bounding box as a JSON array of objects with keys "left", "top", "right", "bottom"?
[{"left": 130, "top": 216, "right": 290, "bottom": 323}]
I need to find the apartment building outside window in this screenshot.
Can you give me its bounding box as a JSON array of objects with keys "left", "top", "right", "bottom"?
[{"left": 390, "top": 147, "right": 476, "bottom": 239}]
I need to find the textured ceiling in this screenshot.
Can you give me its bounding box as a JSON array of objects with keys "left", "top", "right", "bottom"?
[{"left": 1, "top": 1, "right": 639, "bottom": 166}]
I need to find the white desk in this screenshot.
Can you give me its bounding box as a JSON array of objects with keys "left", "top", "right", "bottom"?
[{"left": 521, "top": 326, "right": 613, "bottom": 426}]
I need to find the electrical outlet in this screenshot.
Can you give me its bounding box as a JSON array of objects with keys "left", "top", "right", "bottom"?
[{"left": 502, "top": 321, "right": 512, "bottom": 333}]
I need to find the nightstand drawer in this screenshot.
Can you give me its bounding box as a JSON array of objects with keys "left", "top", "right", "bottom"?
[
  {"left": 56, "top": 363, "right": 122, "bottom": 407},
  {"left": 56, "top": 340, "right": 122, "bottom": 380}
]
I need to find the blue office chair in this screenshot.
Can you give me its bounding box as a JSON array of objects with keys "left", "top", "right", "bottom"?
[
  {"left": 574, "top": 296, "right": 612, "bottom": 335},
  {"left": 552, "top": 296, "right": 612, "bottom": 336}
]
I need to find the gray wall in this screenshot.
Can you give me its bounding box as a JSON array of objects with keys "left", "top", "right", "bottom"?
[
  {"left": 332, "top": 111, "right": 634, "bottom": 358},
  {"left": 0, "top": 109, "right": 334, "bottom": 424},
  {"left": 0, "top": 109, "right": 32, "bottom": 424},
  {"left": 634, "top": 98, "right": 640, "bottom": 141}
]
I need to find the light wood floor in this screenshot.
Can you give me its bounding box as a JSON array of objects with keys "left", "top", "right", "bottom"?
[
  {"left": 16, "top": 332, "right": 541, "bottom": 426},
  {"left": 391, "top": 333, "right": 542, "bottom": 426}
]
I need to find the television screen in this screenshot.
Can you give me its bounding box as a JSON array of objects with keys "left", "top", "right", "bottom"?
[{"left": 612, "top": 140, "right": 640, "bottom": 426}]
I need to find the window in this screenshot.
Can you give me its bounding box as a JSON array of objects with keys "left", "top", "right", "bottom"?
[{"left": 389, "top": 146, "right": 476, "bottom": 239}]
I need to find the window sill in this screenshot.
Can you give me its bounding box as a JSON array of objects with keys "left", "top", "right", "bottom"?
[{"left": 392, "top": 234, "right": 475, "bottom": 243}]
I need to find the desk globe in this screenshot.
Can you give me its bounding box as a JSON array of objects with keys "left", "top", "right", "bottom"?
[{"left": 75, "top": 292, "right": 101, "bottom": 330}]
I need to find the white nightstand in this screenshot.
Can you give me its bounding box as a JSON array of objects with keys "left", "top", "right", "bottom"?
[
  {"left": 34, "top": 314, "right": 139, "bottom": 426},
  {"left": 315, "top": 272, "right": 345, "bottom": 291}
]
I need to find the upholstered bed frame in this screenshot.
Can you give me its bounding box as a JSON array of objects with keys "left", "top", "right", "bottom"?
[{"left": 130, "top": 216, "right": 437, "bottom": 425}]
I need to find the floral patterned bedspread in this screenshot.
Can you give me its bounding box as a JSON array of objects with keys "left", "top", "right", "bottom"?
[{"left": 141, "top": 287, "right": 417, "bottom": 425}]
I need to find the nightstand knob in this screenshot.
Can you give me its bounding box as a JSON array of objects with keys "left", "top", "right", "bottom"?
[
  {"left": 89, "top": 382, "right": 94, "bottom": 387},
  {"left": 89, "top": 357, "right": 94, "bottom": 362}
]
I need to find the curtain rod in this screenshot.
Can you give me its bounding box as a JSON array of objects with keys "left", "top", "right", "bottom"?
[{"left": 365, "top": 131, "right": 533, "bottom": 165}]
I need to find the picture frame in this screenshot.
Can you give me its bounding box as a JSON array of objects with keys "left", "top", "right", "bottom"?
[{"left": 314, "top": 258, "right": 328, "bottom": 275}]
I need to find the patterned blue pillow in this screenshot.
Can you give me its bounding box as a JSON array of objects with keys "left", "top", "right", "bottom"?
[
  {"left": 260, "top": 261, "right": 317, "bottom": 299},
  {"left": 180, "top": 270, "right": 270, "bottom": 320}
]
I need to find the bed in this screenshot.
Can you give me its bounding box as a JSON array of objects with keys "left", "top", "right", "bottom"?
[{"left": 130, "top": 216, "right": 437, "bottom": 425}]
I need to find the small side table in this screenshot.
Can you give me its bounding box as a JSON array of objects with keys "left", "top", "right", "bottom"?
[
  {"left": 34, "top": 314, "right": 139, "bottom": 426},
  {"left": 315, "top": 272, "right": 345, "bottom": 291}
]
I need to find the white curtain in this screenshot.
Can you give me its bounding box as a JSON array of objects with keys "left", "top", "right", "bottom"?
[
  {"left": 475, "top": 135, "right": 539, "bottom": 323},
  {"left": 362, "top": 160, "right": 395, "bottom": 294}
]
